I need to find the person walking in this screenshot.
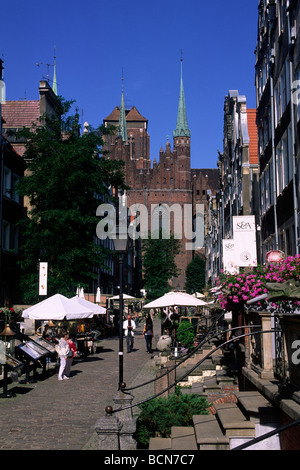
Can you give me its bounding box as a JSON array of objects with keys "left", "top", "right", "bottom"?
[
  {"left": 57, "top": 331, "right": 70, "bottom": 380},
  {"left": 143, "top": 314, "right": 153, "bottom": 353},
  {"left": 64, "top": 336, "right": 77, "bottom": 378},
  {"left": 123, "top": 315, "right": 136, "bottom": 353}
]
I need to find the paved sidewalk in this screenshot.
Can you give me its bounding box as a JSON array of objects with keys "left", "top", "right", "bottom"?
[{"left": 0, "top": 318, "right": 160, "bottom": 450}]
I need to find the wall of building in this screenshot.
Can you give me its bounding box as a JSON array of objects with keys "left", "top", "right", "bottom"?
[{"left": 103, "top": 106, "right": 219, "bottom": 290}]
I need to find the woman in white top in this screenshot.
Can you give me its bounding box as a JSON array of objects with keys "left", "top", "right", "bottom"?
[{"left": 57, "top": 331, "right": 70, "bottom": 380}]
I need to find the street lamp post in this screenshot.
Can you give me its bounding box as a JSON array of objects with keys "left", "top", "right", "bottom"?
[{"left": 113, "top": 228, "right": 129, "bottom": 391}]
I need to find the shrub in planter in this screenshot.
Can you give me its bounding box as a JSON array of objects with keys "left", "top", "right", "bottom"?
[
  {"left": 176, "top": 320, "right": 195, "bottom": 351},
  {"left": 136, "top": 387, "right": 209, "bottom": 448}
]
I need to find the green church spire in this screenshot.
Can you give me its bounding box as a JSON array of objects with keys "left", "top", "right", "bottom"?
[
  {"left": 118, "top": 74, "right": 127, "bottom": 142},
  {"left": 52, "top": 48, "right": 57, "bottom": 95},
  {"left": 173, "top": 58, "right": 191, "bottom": 138}
]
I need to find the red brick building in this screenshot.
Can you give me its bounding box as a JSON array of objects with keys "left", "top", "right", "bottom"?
[{"left": 103, "top": 64, "right": 219, "bottom": 290}]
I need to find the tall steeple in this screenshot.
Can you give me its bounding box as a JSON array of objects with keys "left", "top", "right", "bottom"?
[
  {"left": 52, "top": 48, "right": 57, "bottom": 95},
  {"left": 173, "top": 57, "right": 191, "bottom": 138},
  {"left": 118, "top": 74, "right": 128, "bottom": 142}
]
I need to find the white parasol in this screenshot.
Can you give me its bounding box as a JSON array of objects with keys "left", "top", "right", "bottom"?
[
  {"left": 22, "top": 294, "right": 94, "bottom": 320},
  {"left": 143, "top": 291, "right": 207, "bottom": 309},
  {"left": 110, "top": 294, "right": 136, "bottom": 301},
  {"left": 70, "top": 296, "right": 106, "bottom": 315}
]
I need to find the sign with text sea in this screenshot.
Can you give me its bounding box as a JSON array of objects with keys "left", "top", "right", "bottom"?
[{"left": 233, "top": 215, "right": 257, "bottom": 268}]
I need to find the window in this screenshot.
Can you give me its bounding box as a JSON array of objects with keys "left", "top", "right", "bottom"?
[
  {"left": 12, "top": 173, "right": 20, "bottom": 203},
  {"left": 276, "top": 143, "right": 282, "bottom": 195},
  {"left": 265, "top": 166, "right": 270, "bottom": 210},
  {"left": 278, "top": 0, "right": 285, "bottom": 35},
  {"left": 3, "top": 167, "right": 11, "bottom": 198},
  {"left": 11, "top": 225, "right": 19, "bottom": 253},
  {"left": 1, "top": 222, "right": 19, "bottom": 252},
  {"left": 285, "top": 60, "right": 291, "bottom": 104},
  {"left": 270, "top": 160, "right": 274, "bottom": 206},
  {"left": 274, "top": 82, "right": 281, "bottom": 127},
  {"left": 2, "top": 221, "right": 10, "bottom": 250},
  {"left": 282, "top": 132, "right": 288, "bottom": 188},
  {"left": 288, "top": 124, "right": 293, "bottom": 182},
  {"left": 261, "top": 175, "right": 265, "bottom": 214},
  {"left": 280, "top": 69, "right": 286, "bottom": 112}
]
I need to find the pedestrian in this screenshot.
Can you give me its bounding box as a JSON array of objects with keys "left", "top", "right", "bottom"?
[
  {"left": 123, "top": 315, "right": 136, "bottom": 353},
  {"left": 64, "top": 336, "right": 77, "bottom": 378},
  {"left": 57, "top": 330, "right": 70, "bottom": 380},
  {"left": 143, "top": 314, "right": 153, "bottom": 353}
]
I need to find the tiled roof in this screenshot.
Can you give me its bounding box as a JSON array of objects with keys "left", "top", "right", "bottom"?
[
  {"left": 126, "top": 106, "right": 147, "bottom": 122},
  {"left": 103, "top": 106, "right": 120, "bottom": 122},
  {"left": 103, "top": 106, "right": 147, "bottom": 123},
  {"left": 2, "top": 100, "right": 40, "bottom": 128},
  {"left": 247, "top": 109, "right": 258, "bottom": 165}
]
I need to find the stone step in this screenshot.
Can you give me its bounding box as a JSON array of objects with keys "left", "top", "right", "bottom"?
[
  {"left": 180, "top": 382, "right": 205, "bottom": 395},
  {"left": 216, "top": 369, "right": 236, "bottom": 384},
  {"left": 211, "top": 353, "right": 231, "bottom": 367},
  {"left": 235, "top": 391, "right": 280, "bottom": 423},
  {"left": 203, "top": 376, "right": 221, "bottom": 390},
  {"left": 196, "top": 344, "right": 215, "bottom": 354},
  {"left": 191, "top": 382, "right": 204, "bottom": 394},
  {"left": 189, "top": 359, "right": 216, "bottom": 376},
  {"left": 171, "top": 426, "right": 198, "bottom": 450},
  {"left": 149, "top": 437, "right": 172, "bottom": 450},
  {"left": 193, "top": 414, "right": 230, "bottom": 450},
  {"left": 214, "top": 403, "right": 256, "bottom": 437}
]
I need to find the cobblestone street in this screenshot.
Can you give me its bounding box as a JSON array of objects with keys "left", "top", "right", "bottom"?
[{"left": 0, "top": 320, "right": 159, "bottom": 450}]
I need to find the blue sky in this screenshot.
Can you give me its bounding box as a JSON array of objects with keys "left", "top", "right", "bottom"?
[{"left": 1, "top": 0, "right": 258, "bottom": 169}]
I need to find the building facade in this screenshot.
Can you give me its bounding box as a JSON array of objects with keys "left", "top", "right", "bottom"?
[
  {"left": 0, "top": 60, "right": 26, "bottom": 306},
  {"left": 206, "top": 91, "right": 259, "bottom": 284},
  {"left": 256, "top": 0, "right": 300, "bottom": 261}
]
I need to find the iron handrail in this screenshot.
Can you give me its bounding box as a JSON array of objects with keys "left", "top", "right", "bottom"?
[
  {"left": 125, "top": 323, "right": 261, "bottom": 392},
  {"left": 110, "top": 328, "right": 280, "bottom": 413},
  {"left": 232, "top": 418, "right": 300, "bottom": 450},
  {"left": 125, "top": 311, "right": 225, "bottom": 392}
]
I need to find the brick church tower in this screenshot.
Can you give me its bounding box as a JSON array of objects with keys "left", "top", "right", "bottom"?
[{"left": 103, "top": 62, "right": 205, "bottom": 290}]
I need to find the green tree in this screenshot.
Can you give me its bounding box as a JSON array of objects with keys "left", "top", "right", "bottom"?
[
  {"left": 143, "top": 230, "right": 181, "bottom": 301},
  {"left": 185, "top": 254, "right": 206, "bottom": 294},
  {"left": 17, "top": 99, "right": 126, "bottom": 303}
]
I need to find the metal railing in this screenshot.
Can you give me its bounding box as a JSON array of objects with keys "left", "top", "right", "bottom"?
[
  {"left": 110, "top": 326, "right": 280, "bottom": 413},
  {"left": 106, "top": 311, "right": 299, "bottom": 451}
]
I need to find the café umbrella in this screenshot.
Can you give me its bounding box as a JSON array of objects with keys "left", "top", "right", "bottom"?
[
  {"left": 143, "top": 291, "right": 207, "bottom": 309},
  {"left": 110, "top": 294, "right": 136, "bottom": 301},
  {"left": 22, "top": 294, "right": 94, "bottom": 321},
  {"left": 70, "top": 296, "right": 106, "bottom": 315}
]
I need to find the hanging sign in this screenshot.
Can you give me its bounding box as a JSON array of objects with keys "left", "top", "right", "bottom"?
[
  {"left": 233, "top": 215, "right": 257, "bottom": 268},
  {"left": 222, "top": 239, "right": 238, "bottom": 274},
  {"left": 266, "top": 250, "right": 285, "bottom": 263},
  {"left": 39, "top": 262, "right": 48, "bottom": 296}
]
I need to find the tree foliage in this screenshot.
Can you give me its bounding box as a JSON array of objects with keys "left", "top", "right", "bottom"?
[
  {"left": 17, "top": 98, "right": 126, "bottom": 303},
  {"left": 142, "top": 230, "right": 181, "bottom": 301},
  {"left": 185, "top": 254, "right": 206, "bottom": 294}
]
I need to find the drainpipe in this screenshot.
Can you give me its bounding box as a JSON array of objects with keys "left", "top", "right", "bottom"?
[
  {"left": 287, "top": 6, "right": 299, "bottom": 255},
  {"left": 270, "top": 51, "right": 279, "bottom": 250}
]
